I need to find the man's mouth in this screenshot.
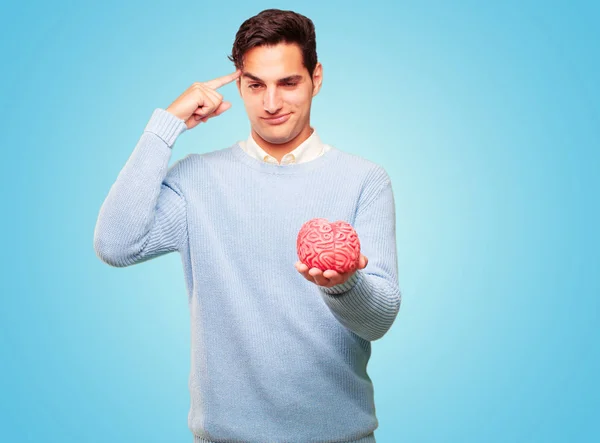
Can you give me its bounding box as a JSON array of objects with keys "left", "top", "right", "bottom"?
[{"left": 262, "top": 113, "right": 291, "bottom": 125}]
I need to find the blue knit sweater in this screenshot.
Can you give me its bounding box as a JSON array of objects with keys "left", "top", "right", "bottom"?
[{"left": 94, "top": 108, "right": 401, "bottom": 443}]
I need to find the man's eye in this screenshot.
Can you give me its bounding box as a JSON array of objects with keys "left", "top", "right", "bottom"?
[{"left": 248, "top": 82, "right": 296, "bottom": 89}]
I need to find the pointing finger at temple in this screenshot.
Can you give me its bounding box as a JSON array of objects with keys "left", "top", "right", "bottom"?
[{"left": 204, "top": 69, "right": 242, "bottom": 90}]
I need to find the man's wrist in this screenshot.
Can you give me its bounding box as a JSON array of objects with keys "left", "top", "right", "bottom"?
[
  {"left": 319, "top": 270, "right": 361, "bottom": 295},
  {"left": 144, "top": 108, "right": 187, "bottom": 148}
]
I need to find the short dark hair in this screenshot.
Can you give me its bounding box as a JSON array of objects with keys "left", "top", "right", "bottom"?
[{"left": 228, "top": 9, "right": 318, "bottom": 78}]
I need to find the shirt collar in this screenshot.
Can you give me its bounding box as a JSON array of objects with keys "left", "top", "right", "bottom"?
[{"left": 242, "top": 128, "right": 324, "bottom": 165}]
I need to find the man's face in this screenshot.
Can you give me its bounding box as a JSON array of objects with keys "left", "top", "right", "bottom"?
[{"left": 237, "top": 42, "right": 322, "bottom": 149}]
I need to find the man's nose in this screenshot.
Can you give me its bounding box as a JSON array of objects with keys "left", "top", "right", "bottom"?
[{"left": 263, "top": 87, "right": 282, "bottom": 114}]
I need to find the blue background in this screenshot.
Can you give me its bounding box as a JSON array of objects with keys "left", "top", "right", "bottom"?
[{"left": 1, "top": 0, "right": 598, "bottom": 442}]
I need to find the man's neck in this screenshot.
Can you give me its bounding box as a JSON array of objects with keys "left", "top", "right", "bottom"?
[{"left": 251, "top": 125, "right": 314, "bottom": 163}]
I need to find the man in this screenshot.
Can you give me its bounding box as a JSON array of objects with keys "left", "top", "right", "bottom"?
[{"left": 94, "top": 8, "right": 401, "bottom": 443}]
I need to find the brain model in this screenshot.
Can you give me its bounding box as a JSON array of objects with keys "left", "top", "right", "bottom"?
[{"left": 296, "top": 218, "right": 361, "bottom": 273}]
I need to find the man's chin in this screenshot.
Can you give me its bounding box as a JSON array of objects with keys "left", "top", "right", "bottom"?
[{"left": 256, "top": 130, "right": 294, "bottom": 145}]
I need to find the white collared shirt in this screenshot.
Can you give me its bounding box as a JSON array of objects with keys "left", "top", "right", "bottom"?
[{"left": 238, "top": 127, "right": 331, "bottom": 165}]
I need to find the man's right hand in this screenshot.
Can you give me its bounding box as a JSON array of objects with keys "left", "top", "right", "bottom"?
[{"left": 166, "top": 69, "right": 242, "bottom": 130}]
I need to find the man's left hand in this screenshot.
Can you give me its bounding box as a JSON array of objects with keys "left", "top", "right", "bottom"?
[{"left": 294, "top": 254, "right": 368, "bottom": 288}]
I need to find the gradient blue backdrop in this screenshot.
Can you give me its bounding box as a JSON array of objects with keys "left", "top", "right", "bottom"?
[{"left": 1, "top": 0, "right": 598, "bottom": 442}]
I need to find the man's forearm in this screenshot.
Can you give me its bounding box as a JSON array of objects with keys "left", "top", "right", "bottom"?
[
  {"left": 318, "top": 174, "right": 401, "bottom": 341},
  {"left": 93, "top": 109, "right": 188, "bottom": 267}
]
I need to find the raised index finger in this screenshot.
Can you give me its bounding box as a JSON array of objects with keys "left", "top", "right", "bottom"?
[{"left": 204, "top": 69, "right": 242, "bottom": 90}]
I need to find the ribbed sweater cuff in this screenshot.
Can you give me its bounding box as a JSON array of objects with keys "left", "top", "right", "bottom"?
[
  {"left": 144, "top": 108, "right": 187, "bottom": 148},
  {"left": 194, "top": 431, "right": 376, "bottom": 443},
  {"left": 319, "top": 269, "right": 361, "bottom": 295}
]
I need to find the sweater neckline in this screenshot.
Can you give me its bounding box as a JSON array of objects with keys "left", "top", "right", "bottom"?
[{"left": 230, "top": 141, "right": 340, "bottom": 175}]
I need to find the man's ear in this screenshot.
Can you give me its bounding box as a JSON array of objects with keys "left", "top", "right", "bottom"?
[{"left": 312, "top": 62, "right": 323, "bottom": 97}]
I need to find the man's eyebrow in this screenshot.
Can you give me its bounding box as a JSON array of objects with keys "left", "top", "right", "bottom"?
[{"left": 242, "top": 72, "right": 303, "bottom": 83}]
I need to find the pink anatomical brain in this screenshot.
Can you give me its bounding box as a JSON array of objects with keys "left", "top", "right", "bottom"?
[{"left": 296, "top": 218, "right": 361, "bottom": 273}]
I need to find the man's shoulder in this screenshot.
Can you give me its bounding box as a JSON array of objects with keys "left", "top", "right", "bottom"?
[
  {"left": 326, "top": 144, "right": 389, "bottom": 179},
  {"left": 331, "top": 146, "right": 379, "bottom": 167},
  {"left": 179, "top": 143, "right": 239, "bottom": 166},
  {"left": 165, "top": 143, "right": 239, "bottom": 187}
]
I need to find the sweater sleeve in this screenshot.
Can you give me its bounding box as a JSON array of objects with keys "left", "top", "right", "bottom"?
[
  {"left": 317, "top": 168, "right": 401, "bottom": 341},
  {"left": 93, "top": 108, "right": 189, "bottom": 267}
]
